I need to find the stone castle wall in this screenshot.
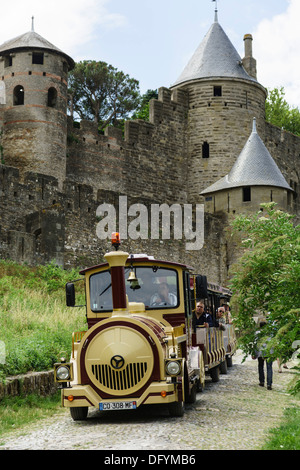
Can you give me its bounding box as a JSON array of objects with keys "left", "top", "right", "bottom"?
[
  {"left": 264, "top": 121, "right": 300, "bottom": 216},
  {"left": 174, "top": 78, "right": 267, "bottom": 202},
  {"left": 66, "top": 87, "right": 189, "bottom": 203},
  {"left": 0, "top": 161, "right": 227, "bottom": 283},
  {"left": 1, "top": 76, "right": 300, "bottom": 286}
]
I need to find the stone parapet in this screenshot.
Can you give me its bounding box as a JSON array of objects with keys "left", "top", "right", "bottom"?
[{"left": 0, "top": 370, "right": 58, "bottom": 399}]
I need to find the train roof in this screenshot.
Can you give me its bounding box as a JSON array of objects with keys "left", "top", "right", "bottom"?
[{"left": 79, "top": 253, "right": 194, "bottom": 275}]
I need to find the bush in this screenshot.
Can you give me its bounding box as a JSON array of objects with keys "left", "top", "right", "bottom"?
[{"left": 0, "top": 260, "right": 86, "bottom": 381}]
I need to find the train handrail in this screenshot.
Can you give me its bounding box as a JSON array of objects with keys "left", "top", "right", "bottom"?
[{"left": 72, "top": 331, "right": 86, "bottom": 359}]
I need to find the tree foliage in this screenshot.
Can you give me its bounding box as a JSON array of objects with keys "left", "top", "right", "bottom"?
[
  {"left": 265, "top": 86, "right": 300, "bottom": 136},
  {"left": 68, "top": 60, "right": 140, "bottom": 129},
  {"left": 229, "top": 203, "right": 300, "bottom": 391},
  {"left": 132, "top": 89, "right": 158, "bottom": 121}
]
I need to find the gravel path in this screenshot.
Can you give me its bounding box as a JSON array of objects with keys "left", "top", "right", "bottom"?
[{"left": 0, "top": 351, "right": 298, "bottom": 451}]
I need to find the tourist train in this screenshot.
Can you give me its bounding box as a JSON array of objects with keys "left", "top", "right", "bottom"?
[{"left": 54, "top": 233, "right": 236, "bottom": 420}]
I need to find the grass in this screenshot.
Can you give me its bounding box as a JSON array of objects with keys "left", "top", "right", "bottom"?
[
  {"left": 262, "top": 405, "right": 300, "bottom": 450},
  {"left": 0, "top": 391, "right": 62, "bottom": 440},
  {"left": 0, "top": 259, "right": 86, "bottom": 381}
]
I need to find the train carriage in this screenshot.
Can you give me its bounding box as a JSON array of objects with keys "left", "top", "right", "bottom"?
[
  {"left": 191, "top": 277, "right": 236, "bottom": 382},
  {"left": 54, "top": 234, "right": 236, "bottom": 420}
]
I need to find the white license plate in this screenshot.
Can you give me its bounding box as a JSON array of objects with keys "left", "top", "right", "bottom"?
[{"left": 99, "top": 401, "right": 137, "bottom": 411}]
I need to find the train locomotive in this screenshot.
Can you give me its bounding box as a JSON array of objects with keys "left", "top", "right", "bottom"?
[{"left": 54, "top": 234, "right": 236, "bottom": 420}]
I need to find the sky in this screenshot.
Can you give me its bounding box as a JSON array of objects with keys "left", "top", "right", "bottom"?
[{"left": 0, "top": 0, "right": 299, "bottom": 108}]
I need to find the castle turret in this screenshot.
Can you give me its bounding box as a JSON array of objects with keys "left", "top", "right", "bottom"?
[
  {"left": 171, "top": 12, "right": 267, "bottom": 202},
  {"left": 0, "top": 26, "right": 74, "bottom": 187},
  {"left": 200, "top": 118, "right": 294, "bottom": 214}
]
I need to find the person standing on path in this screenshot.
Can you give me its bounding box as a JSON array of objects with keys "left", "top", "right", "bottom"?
[{"left": 252, "top": 321, "right": 273, "bottom": 390}]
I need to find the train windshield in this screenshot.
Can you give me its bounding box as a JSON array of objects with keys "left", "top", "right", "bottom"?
[{"left": 89, "top": 266, "right": 179, "bottom": 312}]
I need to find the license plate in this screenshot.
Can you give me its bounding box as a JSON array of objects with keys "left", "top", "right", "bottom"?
[{"left": 99, "top": 401, "right": 137, "bottom": 411}]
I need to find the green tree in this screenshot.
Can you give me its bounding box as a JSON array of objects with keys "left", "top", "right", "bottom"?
[
  {"left": 265, "top": 86, "right": 300, "bottom": 136},
  {"left": 229, "top": 203, "right": 300, "bottom": 391},
  {"left": 132, "top": 89, "right": 158, "bottom": 121},
  {"left": 68, "top": 60, "right": 140, "bottom": 129}
]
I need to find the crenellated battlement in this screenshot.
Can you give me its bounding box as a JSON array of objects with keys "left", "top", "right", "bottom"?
[
  {"left": 0, "top": 18, "right": 299, "bottom": 285},
  {"left": 65, "top": 86, "right": 189, "bottom": 201}
]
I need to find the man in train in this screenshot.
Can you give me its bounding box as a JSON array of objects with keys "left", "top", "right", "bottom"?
[{"left": 193, "top": 301, "right": 213, "bottom": 331}]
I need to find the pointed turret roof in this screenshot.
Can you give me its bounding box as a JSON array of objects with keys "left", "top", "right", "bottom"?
[
  {"left": 201, "top": 119, "right": 293, "bottom": 195},
  {"left": 172, "top": 13, "right": 257, "bottom": 87},
  {"left": 0, "top": 30, "right": 74, "bottom": 70}
]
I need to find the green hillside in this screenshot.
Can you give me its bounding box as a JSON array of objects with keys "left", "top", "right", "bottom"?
[{"left": 0, "top": 260, "right": 86, "bottom": 382}]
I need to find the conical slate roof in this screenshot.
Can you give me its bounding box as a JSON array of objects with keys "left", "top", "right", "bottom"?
[
  {"left": 201, "top": 119, "right": 293, "bottom": 195},
  {"left": 172, "top": 13, "right": 256, "bottom": 87},
  {"left": 0, "top": 30, "right": 74, "bottom": 69}
]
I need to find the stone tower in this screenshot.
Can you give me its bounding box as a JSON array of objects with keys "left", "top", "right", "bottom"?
[
  {"left": 0, "top": 25, "right": 74, "bottom": 188},
  {"left": 201, "top": 118, "right": 294, "bottom": 215},
  {"left": 171, "top": 11, "right": 267, "bottom": 203}
]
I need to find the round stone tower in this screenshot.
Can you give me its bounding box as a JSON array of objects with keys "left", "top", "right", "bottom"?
[
  {"left": 170, "top": 11, "right": 267, "bottom": 202},
  {"left": 201, "top": 118, "right": 294, "bottom": 215},
  {"left": 0, "top": 24, "right": 74, "bottom": 187}
]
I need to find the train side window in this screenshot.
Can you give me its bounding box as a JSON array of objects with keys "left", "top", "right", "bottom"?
[{"left": 90, "top": 270, "right": 113, "bottom": 312}]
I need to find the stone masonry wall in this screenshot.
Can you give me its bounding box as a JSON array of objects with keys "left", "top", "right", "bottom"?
[
  {"left": 0, "top": 162, "right": 225, "bottom": 283},
  {"left": 66, "top": 87, "right": 189, "bottom": 203},
  {"left": 264, "top": 121, "right": 300, "bottom": 217},
  {"left": 0, "top": 50, "right": 69, "bottom": 188},
  {"left": 1, "top": 82, "right": 300, "bottom": 285},
  {"left": 176, "top": 78, "right": 267, "bottom": 202}
]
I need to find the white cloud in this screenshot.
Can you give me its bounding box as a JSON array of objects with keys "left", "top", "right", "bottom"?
[
  {"left": 0, "top": 0, "right": 126, "bottom": 59},
  {"left": 253, "top": 0, "right": 300, "bottom": 108}
]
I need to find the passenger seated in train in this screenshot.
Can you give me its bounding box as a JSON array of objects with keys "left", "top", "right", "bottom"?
[
  {"left": 214, "top": 307, "right": 226, "bottom": 330},
  {"left": 192, "top": 301, "right": 214, "bottom": 332},
  {"left": 222, "top": 303, "right": 233, "bottom": 324}
]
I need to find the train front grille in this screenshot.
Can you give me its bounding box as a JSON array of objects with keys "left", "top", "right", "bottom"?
[{"left": 91, "top": 362, "right": 148, "bottom": 391}]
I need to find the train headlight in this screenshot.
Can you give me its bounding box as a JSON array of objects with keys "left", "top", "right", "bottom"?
[
  {"left": 54, "top": 363, "right": 73, "bottom": 382},
  {"left": 165, "top": 360, "right": 182, "bottom": 376}
]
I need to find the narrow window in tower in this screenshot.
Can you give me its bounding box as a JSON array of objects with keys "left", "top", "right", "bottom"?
[
  {"left": 243, "top": 186, "right": 251, "bottom": 202},
  {"left": 4, "top": 56, "right": 13, "bottom": 67},
  {"left": 47, "top": 87, "right": 57, "bottom": 107},
  {"left": 214, "top": 86, "right": 222, "bottom": 97},
  {"left": 13, "top": 85, "right": 24, "bottom": 106},
  {"left": 32, "top": 52, "right": 44, "bottom": 65},
  {"left": 202, "top": 141, "right": 210, "bottom": 158}
]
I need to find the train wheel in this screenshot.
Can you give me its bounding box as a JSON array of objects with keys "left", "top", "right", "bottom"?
[
  {"left": 168, "top": 401, "right": 184, "bottom": 417},
  {"left": 185, "top": 384, "right": 197, "bottom": 403},
  {"left": 220, "top": 358, "right": 228, "bottom": 374},
  {"left": 226, "top": 355, "right": 233, "bottom": 367},
  {"left": 70, "top": 406, "right": 88, "bottom": 421},
  {"left": 210, "top": 365, "right": 220, "bottom": 382},
  {"left": 184, "top": 364, "right": 197, "bottom": 403}
]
